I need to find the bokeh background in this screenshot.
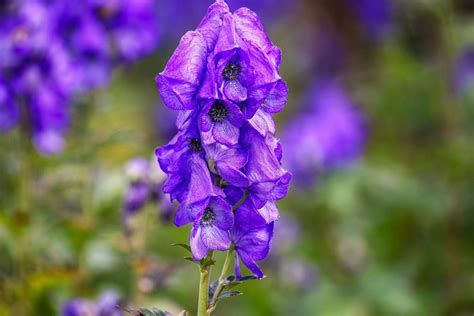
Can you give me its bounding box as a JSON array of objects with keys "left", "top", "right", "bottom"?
[{"left": 1, "top": 0, "right": 474, "bottom": 315}]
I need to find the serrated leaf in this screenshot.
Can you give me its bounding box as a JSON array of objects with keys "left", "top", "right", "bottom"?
[
  {"left": 172, "top": 243, "right": 192, "bottom": 253},
  {"left": 217, "top": 290, "right": 242, "bottom": 302}
]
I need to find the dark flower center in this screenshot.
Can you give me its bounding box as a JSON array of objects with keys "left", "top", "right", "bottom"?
[
  {"left": 223, "top": 63, "right": 241, "bottom": 80},
  {"left": 189, "top": 138, "right": 202, "bottom": 153},
  {"left": 200, "top": 207, "right": 216, "bottom": 226},
  {"left": 210, "top": 101, "right": 228, "bottom": 123}
]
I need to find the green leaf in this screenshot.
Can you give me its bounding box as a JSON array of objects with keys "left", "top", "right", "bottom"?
[
  {"left": 171, "top": 243, "right": 192, "bottom": 253},
  {"left": 184, "top": 257, "right": 199, "bottom": 265},
  {"left": 217, "top": 290, "right": 242, "bottom": 302},
  {"left": 123, "top": 307, "right": 171, "bottom": 316}
]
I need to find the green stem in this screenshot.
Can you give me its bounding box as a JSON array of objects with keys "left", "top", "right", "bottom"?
[
  {"left": 197, "top": 264, "right": 211, "bottom": 316},
  {"left": 232, "top": 190, "right": 249, "bottom": 212},
  {"left": 197, "top": 251, "right": 213, "bottom": 316},
  {"left": 208, "top": 249, "right": 233, "bottom": 314}
]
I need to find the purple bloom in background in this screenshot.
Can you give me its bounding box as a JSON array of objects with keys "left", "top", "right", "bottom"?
[
  {"left": 61, "top": 299, "right": 95, "bottom": 316},
  {"left": 282, "top": 80, "right": 366, "bottom": 188},
  {"left": 346, "top": 0, "right": 393, "bottom": 40},
  {"left": 0, "top": 79, "right": 18, "bottom": 131},
  {"left": 268, "top": 215, "right": 318, "bottom": 291},
  {"left": 121, "top": 157, "right": 175, "bottom": 235},
  {"left": 155, "top": 0, "right": 290, "bottom": 277},
  {"left": 0, "top": 0, "right": 160, "bottom": 155},
  {"left": 61, "top": 292, "right": 123, "bottom": 316},
  {"left": 157, "top": 0, "right": 296, "bottom": 42},
  {"left": 90, "top": 0, "right": 160, "bottom": 62},
  {"left": 455, "top": 48, "right": 474, "bottom": 95}
]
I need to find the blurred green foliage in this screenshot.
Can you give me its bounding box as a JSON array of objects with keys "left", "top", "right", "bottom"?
[{"left": 1, "top": 0, "right": 474, "bottom": 315}]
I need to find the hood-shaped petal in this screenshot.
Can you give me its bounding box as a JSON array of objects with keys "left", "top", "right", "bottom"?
[{"left": 156, "top": 31, "right": 208, "bottom": 110}]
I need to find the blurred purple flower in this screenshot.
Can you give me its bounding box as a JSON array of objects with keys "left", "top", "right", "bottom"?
[
  {"left": 0, "top": 0, "right": 160, "bottom": 154},
  {"left": 61, "top": 292, "right": 123, "bottom": 316},
  {"left": 455, "top": 48, "right": 474, "bottom": 95},
  {"left": 157, "top": 0, "right": 297, "bottom": 42},
  {"left": 282, "top": 80, "right": 366, "bottom": 188},
  {"left": 269, "top": 215, "right": 318, "bottom": 291},
  {"left": 346, "top": 0, "right": 393, "bottom": 39},
  {"left": 121, "top": 157, "right": 175, "bottom": 235},
  {"left": 0, "top": 79, "right": 19, "bottom": 131}
]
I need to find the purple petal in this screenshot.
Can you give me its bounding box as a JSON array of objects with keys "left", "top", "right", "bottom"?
[
  {"left": 207, "top": 197, "right": 233, "bottom": 230},
  {"left": 197, "top": 0, "right": 230, "bottom": 51},
  {"left": 156, "top": 31, "right": 207, "bottom": 110},
  {"left": 233, "top": 8, "right": 282, "bottom": 69},
  {"left": 190, "top": 225, "right": 209, "bottom": 260},
  {"left": 237, "top": 249, "right": 264, "bottom": 279},
  {"left": 236, "top": 222, "right": 274, "bottom": 261},
  {"left": 247, "top": 109, "right": 275, "bottom": 136},
  {"left": 198, "top": 101, "right": 213, "bottom": 132},
  {"left": 213, "top": 120, "right": 240, "bottom": 146},
  {"left": 223, "top": 79, "right": 248, "bottom": 103},
  {"left": 184, "top": 154, "right": 214, "bottom": 205},
  {"left": 257, "top": 201, "right": 280, "bottom": 224},
  {"left": 201, "top": 226, "right": 231, "bottom": 251},
  {"left": 261, "top": 79, "right": 288, "bottom": 114},
  {"left": 217, "top": 163, "right": 249, "bottom": 187}
]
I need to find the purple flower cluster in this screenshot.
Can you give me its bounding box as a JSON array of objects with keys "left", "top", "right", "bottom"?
[
  {"left": 155, "top": 0, "right": 290, "bottom": 278},
  {"left": 0, "top": 0, "right": 159, "bottom": 154},
  {"left": 282, "top": 80, "right": 366, "bottom": 188},
  {"left": 121, "top": 157, "right": 174, "bottom": 235},
  {"left": 61, "top": 292, "right": 123, "bottom": 316}
]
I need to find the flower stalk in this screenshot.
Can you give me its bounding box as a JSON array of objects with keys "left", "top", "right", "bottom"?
[
  {"left": 207, "top": 249, "right": 234, "bottom": 314},
  {"left": 197, "top": 263, "right": 211, "bottom": 316}
]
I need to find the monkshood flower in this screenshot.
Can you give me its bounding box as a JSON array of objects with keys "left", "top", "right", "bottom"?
[
  {"left": 61, "top": 292, "right": 123, "bottom": 316},
  {"left": 121, "top": 157, "right": 174, "bottom": 235},
  {"left": 455, "top": 47, "right": 474, "bottom": 95},
  {"left": 155, "top": 3, "right": 290, "bottom": 312},
  {"left": 282, "top": 80, "right": 366, "bottom": 188},
  {"left": 346, "top": 0, "right": 393, "bottom": 40}
]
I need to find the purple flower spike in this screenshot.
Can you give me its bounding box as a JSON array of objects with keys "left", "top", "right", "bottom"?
[
  {"left": 155, "top": 0, "right": 291, "bottom": 278},
  {"left": 190, "top": 196, "right": 234, "bottom": 260}
]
